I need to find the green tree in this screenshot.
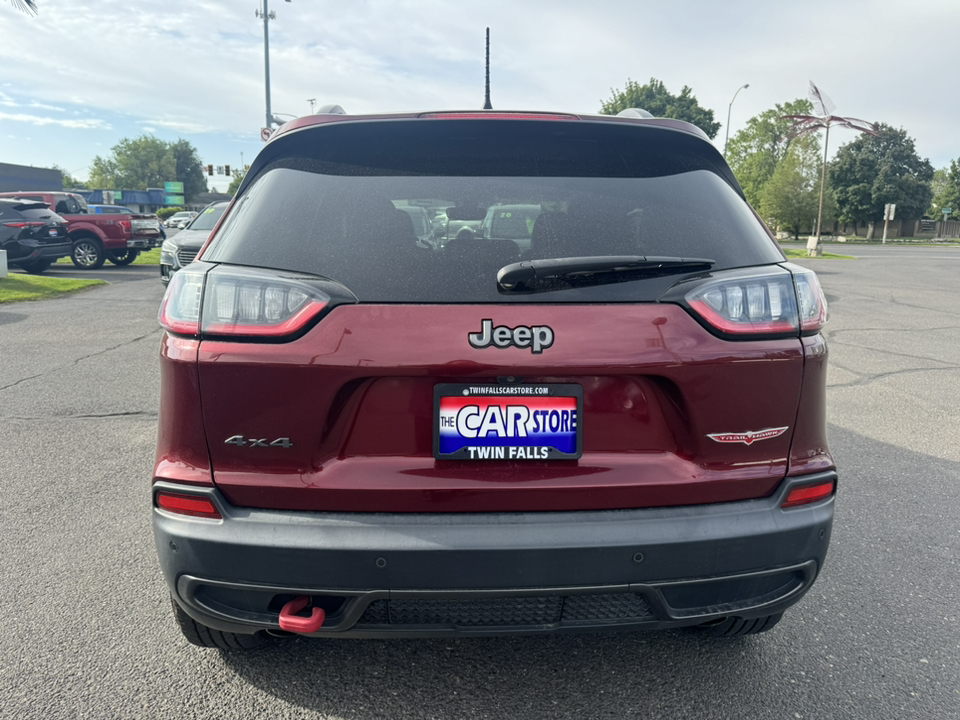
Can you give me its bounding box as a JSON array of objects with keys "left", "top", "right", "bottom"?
[
  {"left": 88, "top": 135, "right": 208, "bottom": 202},
  {"left": 227, "top": 168, "right": 246, "bottom": 195},
  {"left": 929, "top": 160, "right": 960, "bottom": 220},
  {"left": 89, "top": 135, "right": 175, "bottom": 191},
  {"left": 600, "top": 78, "right": 721, "bottom": 139},
  {"left": 168, "top": 139, "right": 207, "bottom": 202},
  {"left": 830, "top": 123, "right": 934, "bottom": 226},
  {"left": 725, "top": 98, "right": 814, "bottom": 208},
  {"left": 759, "top": 136, "right": 830, "bottom": 240},
  {"left": 52, "top": 164, "right": 87, "bottom": 189}
]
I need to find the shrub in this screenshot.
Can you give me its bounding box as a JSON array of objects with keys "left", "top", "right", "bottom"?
[{"left": 157, "top": 207, "right": 183, "bottom": 221}]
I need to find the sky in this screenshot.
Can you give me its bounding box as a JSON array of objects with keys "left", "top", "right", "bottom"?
[{"left": 2, "top": 0, "right": 958, "bottom": 193}]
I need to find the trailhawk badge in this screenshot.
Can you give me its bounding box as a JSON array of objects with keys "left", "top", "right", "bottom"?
[{"left": 707, "top": 426, "right": 789, "bottom": 445}]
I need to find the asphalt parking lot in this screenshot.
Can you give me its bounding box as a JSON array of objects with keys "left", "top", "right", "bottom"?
[{"left": 1, "top": 244, "right": 959, "bottom": 719}]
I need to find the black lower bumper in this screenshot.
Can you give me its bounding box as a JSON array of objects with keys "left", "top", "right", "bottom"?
[
  {"left": 10, "top": 241, "right": 72, "bottom": 264},
  {"left": 153, "top": 472, "right": 835, "bottom": 638}
]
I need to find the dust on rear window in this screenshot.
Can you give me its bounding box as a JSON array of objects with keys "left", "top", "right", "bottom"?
[{"left": 205, "top": 120, "right": 782, "bottom": 303}]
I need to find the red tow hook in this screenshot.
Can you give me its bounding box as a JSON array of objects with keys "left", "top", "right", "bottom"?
[{"left": 278, "top": 596, "right": 326, "bottom": 633}]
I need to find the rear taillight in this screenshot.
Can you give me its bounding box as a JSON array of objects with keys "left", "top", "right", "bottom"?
[
  {"left": 158, "top": 264, "right": 331, "bottom": 340},
  {"left": 683, "top": 265, "right": 828, "bottom": 338},
  {"left": 118, "top": 219, "right": 131, "bottom": 232},
  {"left": 781, "top": 479, "right": 836, "bottom": 508},
  {"left": 158, "top": 268, "right": 205, "bottom": 335},
  {"left": 155, "top": 491, "right": 222, "bottom": 519},
  {"left": 790, "top": 265, "right": 829, "bottom": 333},
  {"left": 3, "top": 221, "right": 46, "bottom": 228}
]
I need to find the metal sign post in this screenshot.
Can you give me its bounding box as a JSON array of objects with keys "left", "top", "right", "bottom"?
[{"left": 882, "top": 203, "right": 896, "bottom": 245}]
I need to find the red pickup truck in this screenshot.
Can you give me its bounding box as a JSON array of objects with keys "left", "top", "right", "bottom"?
[{"left": 0, "top": 191, "right": 162, "bottom": 269}]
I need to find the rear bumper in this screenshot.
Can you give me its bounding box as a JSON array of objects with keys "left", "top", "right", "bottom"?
[
  {"left": 10, "top": 241, "right": 72, "bottom": 264},
  {"left": 128, "top": 235, "right": 160, "bottom": 249},
  {"left": 153, "top": 471, "right": 835, "bottom": 638}
]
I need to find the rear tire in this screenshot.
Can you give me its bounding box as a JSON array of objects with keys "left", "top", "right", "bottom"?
[
  {"left": 19, "top": 259, "right": 53, "bottom": 274},
  {"left": 71, "top": 237, "right": 106, "bottom": 269},
  {"left": 107, "top": 249, "right": 139, "bottom": 265},
  {"left": 687, "top": 612, "right": 783, "bottom": 637},
  {"left": 171, "top": 598, "right": 269, "bottom": 650}
]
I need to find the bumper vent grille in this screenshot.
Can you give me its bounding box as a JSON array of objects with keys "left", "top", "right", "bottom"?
[
  {"left": 358, "top": 592, "right": 653, "bottom": 628},
  {"left": 176, "top": 248, "right": 199, "bottom": 265}
]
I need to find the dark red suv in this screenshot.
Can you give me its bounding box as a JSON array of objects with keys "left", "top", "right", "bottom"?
[{"left": 154, "top": 110, "right": 836, "bottom": 649}]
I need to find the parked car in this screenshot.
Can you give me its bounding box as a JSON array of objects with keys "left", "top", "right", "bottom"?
[
  {"left": 159, "top": 202, "right": 228, "bottom": 284},
  {"left": 0, "top": 198, "right": 71, "bottom": 273},
  {"left": 165, "top": 211, "right": 197, "bottom": 229},
  {"left": 0, "top": 191, "right": 161, "bottom": 268},
  {"left": 88, "top": 204, "right": 137, "bottom": 214},
  {"left": 478, "top": 203, "right": 542, "bottom": 252},
  {"left": 395, "top": 204, "right": 436, "bottom": 248},
  {"left": 155, "top": 108, "right": 835, "bottom": 649}
]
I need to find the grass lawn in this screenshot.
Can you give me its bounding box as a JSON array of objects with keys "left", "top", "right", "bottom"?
[
  {"left": 56, "top": 248, "right": 161, "bottom": 266},
  {"left": 132, "top": 249, "right": 161, "bottom": 265},
  {"left": 0, "top": 273, "right": 106, "bottom": 303},
  {"left": 782, "top": 248, "right": 854, "bottom": 260}
]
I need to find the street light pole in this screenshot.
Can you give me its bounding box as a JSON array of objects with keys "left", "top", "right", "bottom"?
[
  {"left": 262, "top": 0, "right": 273, "bottom": 129},
  {"left": 257, "top": 0, "right": 291, "bottom": 129},
  {"left": 723, "top": 83, "right": 749, "bottom": 155},
  {"left": 783, "top": 83, "right": 878, "bottom": 256}
]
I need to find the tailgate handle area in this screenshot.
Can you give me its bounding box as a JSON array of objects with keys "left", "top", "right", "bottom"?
[{"left": 278, "top": 595, "right": 326, "bottom": 633}]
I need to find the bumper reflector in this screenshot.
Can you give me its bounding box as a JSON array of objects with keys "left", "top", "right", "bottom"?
[
  {"left": 781, "top": 480, "right": 836, "bottom": 509},
  {"left": 156, "top": 492, "right": 222, "bottom": 519}
]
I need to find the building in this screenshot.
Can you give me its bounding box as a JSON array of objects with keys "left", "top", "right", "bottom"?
[
  {"left": 0, "top": 163, "right": 62, "bottom": 192},
  {"left": 78, "top": 188, "right": 228, "bottom": 214}
]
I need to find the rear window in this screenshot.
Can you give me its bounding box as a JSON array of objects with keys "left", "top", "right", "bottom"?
[
  {"left": 19, "top": 207, "right": 60, "bottom": 220},
  {"left": 206, "top": 119, "right": 783, "bottom": 303},
  {"left": 188, "top": 204, "right": 227, "bottom": 231},
  {"left": 2, "top": 201, "right": 49, "bottom": 214}
]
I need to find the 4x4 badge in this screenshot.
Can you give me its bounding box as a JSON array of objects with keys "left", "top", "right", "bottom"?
[
  {"left": 707, "top": 427, "right": 788, "bottom": 445},
  {"left": 224, "top": 435, "right": 293, "bottom": 448},
  {"left": 468, "top": 319, "right": 554, "bottom": 354}
]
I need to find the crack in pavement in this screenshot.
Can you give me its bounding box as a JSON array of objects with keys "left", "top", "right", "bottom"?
[
  {"left": 828, "top": 364, "right": 960, "bottom": 389},
  {"left": 825, "top": 325, "right": 960, "bottom": 339},
  {"left": 824, "top": 288, "right": 960, "bottom": 318},
  {"left": 0, "top": 327, "right": 162, "bottom": 393},
  {"left": 0, "top": 411, "right": 158, "bottom": 421},
  {"left": 825, "top": 337, "right": 960, "bottom": 369}
]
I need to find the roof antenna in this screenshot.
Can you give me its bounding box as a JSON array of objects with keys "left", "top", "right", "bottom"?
[{"left": 482, "top": 27, "right": 493, "bottom": 110}]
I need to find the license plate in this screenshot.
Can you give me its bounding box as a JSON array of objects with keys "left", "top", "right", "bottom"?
[{"left": 434, "top": 383, "right": 582, "bottom": 461}]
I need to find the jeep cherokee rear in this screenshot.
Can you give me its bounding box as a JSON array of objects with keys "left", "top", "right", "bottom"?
[{"left": 153, "top": 110, "right": 835, "bottom": 648}]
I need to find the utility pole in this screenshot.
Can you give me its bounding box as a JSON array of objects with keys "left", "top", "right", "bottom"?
[{"left": 256, "top": 0, "right": 292, "bottom": 130}]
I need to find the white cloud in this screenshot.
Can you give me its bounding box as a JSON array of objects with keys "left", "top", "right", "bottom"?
[
  {"left": 1, "top": 0, "right": 958, "bottom": 172},
  {"left": 0, "top": 111, "right": 110, "bottom": 129},
  {"left": 28, "top": 101, "right": 66, "bottom": 112},
  {"left": 141, "top": 119, "right": 221, "bottom": 135}
]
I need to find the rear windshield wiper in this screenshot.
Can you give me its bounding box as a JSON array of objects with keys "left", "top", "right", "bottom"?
[{"left": 497, "top": 256, "right": 715, "bottom": 293}]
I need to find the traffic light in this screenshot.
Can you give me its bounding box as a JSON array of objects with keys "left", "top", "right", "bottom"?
[
  {"left": 224, "top": 165, "right": 231, "bottom": 176},
  {"left": 207, "top": 165, "right": 214, "bottom": 176}
]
